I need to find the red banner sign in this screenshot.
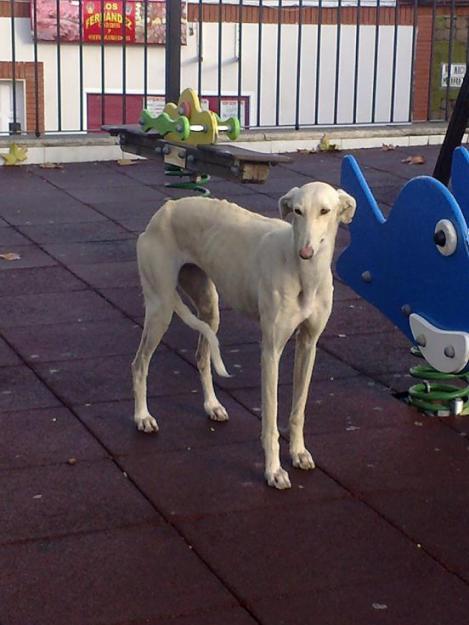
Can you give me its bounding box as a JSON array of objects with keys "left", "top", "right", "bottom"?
[
  {"left": 83, "top": 2, "right": 135, "bottom": 43},
  {"left": 32, "top": 0, "right": 187, "bottom": 45}
]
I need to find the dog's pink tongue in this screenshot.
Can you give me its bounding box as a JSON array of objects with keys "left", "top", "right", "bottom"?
[{"left": 299, "top": 245, "right": 314, "bottom": 259}]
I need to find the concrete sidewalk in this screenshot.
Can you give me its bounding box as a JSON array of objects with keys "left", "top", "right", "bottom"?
[{"left": 1, "top": 145, "right": 469, "bottom": 625}]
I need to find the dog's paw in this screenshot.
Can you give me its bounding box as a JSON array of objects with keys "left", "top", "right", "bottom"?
[
  {"left": 135, "top": 414, "right": 159, "bottom": 433},
  {"left": 266, "top": 467, "right": 291, "bottom": 490},
  {"left": 291, "top": 449, "right": 316, "bottom": 470},
  {"left": 204, "top": 401, "right": 229, "bottom": 422}
]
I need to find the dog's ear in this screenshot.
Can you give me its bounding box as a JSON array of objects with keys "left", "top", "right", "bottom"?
[
  {"left": 337, "top": 189, "right": 356, "bottom": 224},
  {"left": 279, "top": 187, "right": 299, "bottom": 220}
]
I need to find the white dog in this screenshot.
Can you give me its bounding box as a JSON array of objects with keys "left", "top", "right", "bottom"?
[{"left": 132, "top": 182, "right": 356, "bottom": 489}]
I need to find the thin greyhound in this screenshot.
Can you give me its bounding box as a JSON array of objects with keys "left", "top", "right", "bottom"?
[{"left": 132, "top": 182, "right": 356, "bottom": 489}]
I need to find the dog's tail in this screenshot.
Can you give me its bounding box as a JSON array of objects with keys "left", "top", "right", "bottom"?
[{"left": 173, "top": 293, "right": 230, "bottom": 378}]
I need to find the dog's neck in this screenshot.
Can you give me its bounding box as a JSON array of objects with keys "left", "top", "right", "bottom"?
[{"left": 293, "top": 229, "right": 336, "bottom": 301}]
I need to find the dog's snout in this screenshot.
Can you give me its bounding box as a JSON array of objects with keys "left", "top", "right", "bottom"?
[{"left": 299, "top": 245, "right": 314, "bottom": 260}]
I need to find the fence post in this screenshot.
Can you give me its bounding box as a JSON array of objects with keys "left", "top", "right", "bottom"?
[
  {"left": 433, "top": 69, "right": 469, "bottom": 185},
  {"left": 165, "top": 0, "right": 182, "bottom": 103}
]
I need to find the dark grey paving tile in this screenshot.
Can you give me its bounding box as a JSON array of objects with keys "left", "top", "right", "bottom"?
[
  {"left": 0, "top": 366, "right": 60, "bottom": 413},
  {"left": 122, "top": 440, "right": 348, "bottom": 519},
  {"left": 0, "top": 227, "right": 32, "bottom": 246},
  {"left": 99, "top": 286, "right": 144, "bottom": 317},
  {"left": 0, "top": 337, "right": 21, "bottom": 367},
  {"left": 0, "top": 460, "right": 160, "bottom": 544},
  {"left": 250, "top": 573, "right": 469, "bottom": 625},
  {"left": 0, "top": 526, "right": 235, "bottom": 625},
  {"left": 69, "top": 260, "right": 140, "bottom": 288},
  {"left": 44, "top": 239, "right": 136, "bottom": 265},
  {"left": 0, "top": 406, "right": 106, "bottom": 470},
  {"left": 18, "top": 221, "right": 133, "bottom": 244},
  {"left": 33, "top": 350, "right": 196, "bottom": 406},
  {"left": 179, "top": 500, "right": 436, "bottom": 600},
  {"left": 0, "top": 266, "right": 86, "bottom": 296},
  {"left": 4, "top": 318, "right": 142, "bottom": 363},
  {"left": 0, "top": 192, "right": 106, "bottom": 225},
  {"left": 0, "top": 245, "right": 57, "bottom": 270},
  {"left": 0, "top": 290, "right": 124, "bottom": 328}
]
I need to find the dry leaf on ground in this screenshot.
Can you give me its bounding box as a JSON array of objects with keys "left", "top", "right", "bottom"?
[
  {"left": 317, "top": 134, "right": 339, "bottom": 152},
  {"left": 401, "top": 155, "right": 426, "bottom": 165},
  {"left": 382, "top": 144, "right": 396, "bottom": 151},
  {"left": 117, "top": 159, "right": 136, "bottom": 166},
  {"left": 0, "top": 252, "right": 21, "bottom": 261}
]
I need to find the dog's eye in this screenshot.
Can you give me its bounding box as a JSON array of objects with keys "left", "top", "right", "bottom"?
[
  {"left": 294, "top": 208, "right": 303, "bottom": 216},
  {"left": 320, "top": 208, "right": 331, "bottom": 215}
]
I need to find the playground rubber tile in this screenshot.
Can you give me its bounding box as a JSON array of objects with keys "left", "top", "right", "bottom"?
[
  {"left": 0, "top": 366, "right": 60, "bottom": 413},
  {"left": 223, "top": 192, "right": 278, "bottom": 214},
  {"left": 0, "top": 406, "right": 106, "bottom": 470},
  {"left": 0, "top": 526, "right": 236, "bottom": 625},
  {"left": 0, "top": 460, "right": 160, "bottom": 545},
  {"left": 0, "top": 337, "right": 21, "bottom": 367},
  {"left": 182, "top": 342, "right": 359, "bottom": 391},
  {"left": 75, "top": 392, "right": 260, "bottom": 457},
  {"left": 179, "top": 499, "right": 436, "bottom": 600},
  {"left": 208, "top": 179, "right": 256, "bottom": 196},
  {"left": 232, "top": 375, "right": 416, "bottom": 436},
  {"left": 242, "top": 172, "right": 312, "bottom": 196},
  {"left": 0, "top": 245, "right": 57, "bottom": 270},
  {"left": 69, "top": 183, "right": 161, "bottom": 205},
  {"left": 4, "top": 318, "right": 143, "bottom": 363},
  {"left": 88, "top": 197, "right": 164, "bottom": 224},
  {"left": 99, "top": 286, "right": 144, "bottom": 317},
  {"left": 376, "top": 371, "right": 415, "bottom": 393},
  {"left": 283, "top": 153, "right": 341, "bottom": 183},
  {"left": 44, "top": 239, "right": 136, "bottom": 265},
  {"left": 114, "top": 163, "right": 170, "bottom": 186},
  {"left": 312, "top": 421, "right": 469, "bottom": 495},
  {"left": 0, "top": 226, "right": 32, "bottom": 246},
  {"left": 332, "top": 278, "right": 361, "bottom": 301},
  {"left": 156, "top": 607, "right": 259, "bottom": 625},
  {"left": 122, "top": 441, "right": 348, "bottom": 519},
  {"left": 250, "top": 571, "right": 469, "bottom": 625},
  {"left": 323, "top": 299, "right": 397, "bottom": 337},
  {"left": 320, "top": 331, "right": 415, "bottom": 377},
  {"left": 368, "top": 488, "right": 469, "bottom": 579},
  {"left": 0, "top": 266, "right": 85, "bottom": 296},
  {"left": 342, "top": 146, "right": 441, "bottom": 178},
  {"left": 33, "top": 351, "right": 195, "bottom": 406},
  {"left": 0, "top": 290, "right": 124, "bottom": 328},
  {"left": 18, "top": 220, "right": 133, "bottom": 244},
  {"left": 0, "top": 194, "right": 106, "bottom": 225},
  {"left": 68, "top": 260, "right": 140, "bottom": 288},
  {"left": 164, "top": 309, "right": 260, "bottom": 351},
  {"left": 36, "top": 167, "right": 144, "bottom": 190}
]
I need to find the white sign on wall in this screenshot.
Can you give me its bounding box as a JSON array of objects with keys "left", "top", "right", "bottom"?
[
  {"left": 441, "top": 63, "right": 466, "bottom": 88},
  {"left": 220, "top": 99, "right": 245, "bottom": 127}
]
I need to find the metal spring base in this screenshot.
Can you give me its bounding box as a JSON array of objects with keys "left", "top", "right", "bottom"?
[
  {"left": 408, "top": 347, "right": 469, "bottom": 416},
  {"left": 164, "top": 165, "right": 211, "bottom": 196}
]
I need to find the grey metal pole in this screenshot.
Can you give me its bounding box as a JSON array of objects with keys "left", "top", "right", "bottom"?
[{"left": 165, "top": 0, "right": 182, "bottom": 103}]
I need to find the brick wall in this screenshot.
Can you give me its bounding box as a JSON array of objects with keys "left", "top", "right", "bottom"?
[{"left": 0, "top": 61, "right": 44, "bottom": 133}]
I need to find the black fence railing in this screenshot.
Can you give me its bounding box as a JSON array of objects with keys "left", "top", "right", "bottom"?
[{"left": 0, "top": 0, "right": 468, "bottom": 136}]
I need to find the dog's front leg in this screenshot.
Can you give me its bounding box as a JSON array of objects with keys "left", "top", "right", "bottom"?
[
  {"left": 289, "top": 321, "right": 321, "bottom": 470},
  {"left": 261, "top": 337, "right": 291, "bottom": 490}
]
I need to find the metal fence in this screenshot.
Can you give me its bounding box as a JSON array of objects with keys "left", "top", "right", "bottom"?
[{"left": 0, "top": 0, "right": 467, "bottom": 136}]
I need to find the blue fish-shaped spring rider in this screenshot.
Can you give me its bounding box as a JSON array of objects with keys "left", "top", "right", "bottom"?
[{"left": 337, "top": 146, "right": 469, "bottom": 375}]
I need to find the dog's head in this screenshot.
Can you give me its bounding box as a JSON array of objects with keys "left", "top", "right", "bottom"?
[{"left": 279, "top": 182, "right": 356, "bottom": 260}]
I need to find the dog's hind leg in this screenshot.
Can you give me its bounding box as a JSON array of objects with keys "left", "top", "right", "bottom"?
[
  {"left": 132, "top": 233, "right": 177, "bottom": 433},
  {"left": 132, "top": 296, "right": 174, "bottom": 432},
  {"left": 179, "top": 265, "right": 229, "bottom": 422}
]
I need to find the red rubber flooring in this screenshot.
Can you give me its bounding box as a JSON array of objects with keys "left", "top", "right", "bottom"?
[{"left": 1, "top": 145, "right": 469, "bottom": 625}]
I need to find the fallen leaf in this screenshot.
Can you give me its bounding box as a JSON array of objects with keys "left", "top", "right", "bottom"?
[
  {"left": 401, "top": 155, "right": 426, "bottom": 165},
  {"left": 1, "top": 144, "right": 28, "bottom": 166},
  {"left": 117, "top": 159, "right": 136, "bottom": 166},
  {"left": 67, "top": 457, "right": 77, "bottom": 466},
  {"left": 382, "top": 144, "right": 396, "bottom": 151},
  {"left": 39, "top": 162, "right": 63, "bottom": 169},
  {"left": 372, "top": 603, "right": 388, "bottom": 611},
  {"left": 0, "top": 252, "right": 21, "bottom": 261},
  {"left": 317, "top": 134, "right": 339, "bottom": 153}
]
